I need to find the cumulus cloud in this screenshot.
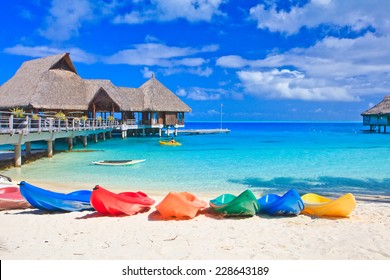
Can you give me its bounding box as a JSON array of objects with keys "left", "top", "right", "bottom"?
[
  {"left": 4, "top": 44, "right": 96, "bottom": 64},
  {"left": 113, "top": 0, "right": 225, "bottom": 24},
  {"left": 237, "top": 69, "right": 359, "bottom": 102},
  {"left": 249, "top": 0, "right": 390, "bottom": 35}
]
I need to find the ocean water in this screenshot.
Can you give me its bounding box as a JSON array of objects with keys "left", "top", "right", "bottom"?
[{"left": 2, "top": 122, "right": 390, "bottom": 197}]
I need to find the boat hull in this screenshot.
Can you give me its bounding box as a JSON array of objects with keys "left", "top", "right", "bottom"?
[
  {"left": 210, "top": 189, "right": 260, "bottom": 216},
  {"left": 301, "top": 193, "right": 356, "bottom": 217},
  {"left": 92, "top": 159, "right": 145, "bottom": 166},
  {"left": 0, "top": 187, "right": 31, "bottom": 210},
  {"left": 91, "top": 186, "right": 155, "bottom": 216},
  {"left": 156, "top": 192, "right": 207, "bottom": 219},
  {"left": 19, "top": 181, "right": 93, "bottom": 212},
  {"left": 258, "top": 189, "right": 304, "bottom": 216},
  {"left": 159, "top": 141, "right": 182, "bottom": 146}
]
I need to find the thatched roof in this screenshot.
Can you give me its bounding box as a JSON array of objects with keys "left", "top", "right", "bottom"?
[
  {"left": 361, "top": 95, "right": 390, "bottom": 115},
  {"left": 0, "top": 53, "right": 191, "bottom": 113},
  {"left": 140, "top": 76, "right": 191, "bottom": 112}
]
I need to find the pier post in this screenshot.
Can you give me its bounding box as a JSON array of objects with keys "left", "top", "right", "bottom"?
[
  {"left": 47, "top": 140, "right": 53, "bottom": 158},
  {"left": 142, "top": 128, "right": 145, "bottom": 136},
  {"left": 25, "top": 142, "right": 31, "bottom": 157},
  {"left": 102, "top": 132, "right": 106, "bottom": 141},
  {"left": 108, "top": 131, "right": 112, "bottom": 139},
  {"left": 83, "top": 136, "right": 88, "bottom": 147},
  {"left": 14, "top": 144, "right": 22, "bottom": 167},
  {"left": 94, "top": 134, "right": 98, "bottom": 143},
  {"left": 68, "top": 137, "right": 73, "bottom": 150},
  {"left": 174, "top": 127, "right": 178, "bottom": 136},
  {"left": 159, "top": 128, "right": 162, "bottom": 137}
]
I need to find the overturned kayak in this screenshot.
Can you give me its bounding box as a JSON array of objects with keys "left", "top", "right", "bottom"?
[
  {"left": 0, "top": 186, "right": 31, "bottom": 210},
  {"left": 156, "top": 192, "right": 207, "bottom": 219},
  {"left": 209, "top": 189, "right": 260, "bottom": 217},
  {"left": 159, "top": 140, "right": 182, "bottom": 146},
  {"left": 19, "top": 181, "right": 93, "bottom": 212},
  {"left": 91, "top": 186, "right": 155, "bottom": 216},
  {"left": 92, "top": 159, "right": 145, "bottom": 166},
  {"left": 301, "top": 193, "right": 356, "bottom": 217},
  {"left": 258, "top": 189, "right": 304, "bottom": 216}
]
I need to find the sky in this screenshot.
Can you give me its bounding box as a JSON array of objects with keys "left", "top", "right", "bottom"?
[{"left": 1, "top": 0, "right": 390, "bottom": 122}]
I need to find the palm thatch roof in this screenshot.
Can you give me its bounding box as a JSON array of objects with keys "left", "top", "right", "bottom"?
[
  {"left": 140, "top": 75, "right": 191, "bottom": 112},
  {"left": 0, "top": 53, "right": 191, "bottom": 113},
  {"left": 361, "top": 95, "right": 390, "bottom": 115}
]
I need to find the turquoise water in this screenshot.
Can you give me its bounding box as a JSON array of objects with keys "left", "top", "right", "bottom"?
[{"left": 3, "top": 122, "right": 390, "bottom": 197}]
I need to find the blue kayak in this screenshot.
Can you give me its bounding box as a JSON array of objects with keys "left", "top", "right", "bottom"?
[
  {"left": 257, "top": 189, "right": 304, "bottom": 216},
  {"left": 19, "top": 181, "right": 93, "bottom": 212}
]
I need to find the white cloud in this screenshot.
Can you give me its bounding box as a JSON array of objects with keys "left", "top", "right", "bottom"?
[
  {"left": 3, "top": 44, "right": 96, "bottom": 64},
  {"left": 106, "top": 43, "right": 218, "bottom": 67},
  {"left": 113, "top": 0, "right": 225, "bottom": 24},
  {"left": 40, "top": 0, "right": 94, "bottom": 41},
  {"left": 141, "top": 67, "right": 154, "bottom": 78},
  {"left": 250, "top": 0, "right": 390, "bottom": 35},
  {"left": 237, "top": 69, "right": 359, "bottom": 102}
]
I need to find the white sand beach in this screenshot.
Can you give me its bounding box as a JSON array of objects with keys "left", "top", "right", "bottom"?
[{"left": 0, "top": 188, "right": 389, "bottom": 260}]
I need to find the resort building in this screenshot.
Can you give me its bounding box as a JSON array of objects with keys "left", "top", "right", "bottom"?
[
  {"left": 361, "top": 95, "right": 390, "bottom": 133},
  {"left": 0, "top": 53, "right": 191, "bottom": 132}
]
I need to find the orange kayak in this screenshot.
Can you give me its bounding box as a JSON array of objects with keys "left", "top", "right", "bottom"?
[
  {"left": 156, "top": 192, "right": 207, "bottom": 219},
  {"left": 91, "top": 186, "right": 155, "bottom": 216},
  {"left": 301, "top": 193, "right": 356, "bottom": 217}
]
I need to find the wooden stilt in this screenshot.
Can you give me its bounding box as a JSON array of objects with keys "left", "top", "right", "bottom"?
[{"left": 14, "top": 144, "right": 22, "bottom": 167}]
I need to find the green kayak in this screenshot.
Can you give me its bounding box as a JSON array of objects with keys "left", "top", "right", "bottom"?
[{"left": 209, "top": 189, "right": 260, "bottom": 216}]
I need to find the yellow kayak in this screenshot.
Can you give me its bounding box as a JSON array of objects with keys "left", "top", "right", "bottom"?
[
  {"left": 159, "top": 140, "right": 182, "bottom": 146},
  {"left": 301, "top": 193, "right": 356, "bottom": 218}
]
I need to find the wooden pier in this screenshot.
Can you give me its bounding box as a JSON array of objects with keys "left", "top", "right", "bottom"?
[{"left": 164, "top": 128, "right": 231, "bottom": 136}]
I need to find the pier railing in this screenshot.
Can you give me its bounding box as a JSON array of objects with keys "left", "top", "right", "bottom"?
[{"left": 0, "top": 111, "right": 119, "bottom": 135}]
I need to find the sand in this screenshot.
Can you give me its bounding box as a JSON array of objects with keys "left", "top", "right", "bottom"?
[{"left": 0, "top": 190, "right": 389, "bottom": 260}]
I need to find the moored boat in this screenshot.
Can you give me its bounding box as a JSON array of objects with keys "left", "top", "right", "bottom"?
[
  {"left": 258, "top": 189, "right": 304, "bottom": 216},
  {"left": 19, "top": 181, "right": 93, "bottom": 212},
  {"left": 209, "top": 189, "right": 260, "bottom": 216},
  {"left": 91, "top": 186, "right": 155, "bottom": 216},
  {"left": 0, "top": 186, "right": 31, "bottom": 210},
  {"left": 92, "top": 159, "right": 146, "bottom": 166},
  {"left": 301, "top": 193, "right": 356, "bottom": 217},
  {"left": 156, "top": 192, "right": 207, "bottom": 219}
]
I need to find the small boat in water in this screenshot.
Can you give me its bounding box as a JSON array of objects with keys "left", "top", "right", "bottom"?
[
  {"left": 0, "top": 174, "right": 13, "bottom": 185},
  {"left": 301, "top": 193, "right": 356, "bottom": 217},
  {"left": 258, "top": 189, "right": 304, "bottom": 216},
  {"left": 209, "top": 189, "right": 260, "bottom": 217},
  {"left": 159, "top": 140, "right": 182, "bottom": 146},
  {"left": 92, "top": 159, "right": 146, "bottom": 166},
  {"left": 0, "top": 186, "right": 31, "bottom": 210},
  {"left": 91, "top": 186, "right": 155, "bottom": 216},
  {"left": 19, "top": 181, "right": 93, "bottom": 212},
  {"left": 156, "top": 192, "right": 207, "bottom": 219}
]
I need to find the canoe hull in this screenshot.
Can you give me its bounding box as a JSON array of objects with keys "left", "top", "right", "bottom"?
[
  {"left": 92, "top": 159, "right": 145, "bottom": 166},
  {"left": 301, "top": 193, "right": 356, "bottom": 217},
  {"left": 258, "top": 189, "right": 304, "bottom": 216},
  {"left": 159, "top": 141, "right": 182, "bottom": 146},
  {"left": 91, "top": 186, "right": 155, "bottom": 216},
  {"left": 156, "top": 192, "right": 207, "bottom": 219},
  {"left": 0, "top": 187, "right": 31, "bottom": 210},
  {"left": 210, "top": 189, "right": 260, "bottom": 216},
  {"left": 19, "top": 181, "right": 93, "bottom": 212}
]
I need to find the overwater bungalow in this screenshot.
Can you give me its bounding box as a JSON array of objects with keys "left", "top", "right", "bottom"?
[
  {"left": 0, "top": 53, "right": 191, "bottom": 133},
  {"left": 361, "top": 95, "right": 390, "bottom": 133}
]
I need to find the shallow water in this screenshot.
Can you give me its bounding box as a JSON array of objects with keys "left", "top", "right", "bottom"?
[{"left": 2, "top": 122, "right": 390, "bottom": 197}]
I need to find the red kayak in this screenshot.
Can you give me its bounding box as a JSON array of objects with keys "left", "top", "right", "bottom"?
[
  {"left": 0, "top": 186, "right": 31, "bottom": 210},
  {"left": 91, "top": 186, "right": 155, "bottom": 216}
]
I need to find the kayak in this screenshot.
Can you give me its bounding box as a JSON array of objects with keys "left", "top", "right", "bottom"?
[
  {"left": 91, "top": 186, "right": 155, "bottom": 216},
  {"left": 258, "top": 189, "right": 304, "bottom": 216},
  {"left": 159, "top": 140, "right": 182, "bottom": 146},
  {"left": 209, "top": 189, "right": 260, "bottom": 216},
  {"left": 301, "top": 193, "right": 356, "bottom": 217},
  {"left": 0, "top": 186, "right": 31, "bottom": 210},
  {"left": 19, "top": 181, "right": 93, "bottom": 212},
  {"left": 92, "top": 159, "right": 145, "bottom": 166},
  {"left": 156, "top": 192, "right": 207, "bottom": 219}
]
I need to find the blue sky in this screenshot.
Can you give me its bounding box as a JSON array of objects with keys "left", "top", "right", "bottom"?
[{"left": 1, "top": 0, "right": 390, "bottom": 121}]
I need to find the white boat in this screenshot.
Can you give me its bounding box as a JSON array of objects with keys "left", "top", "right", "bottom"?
[{"left": 92, "top": 159, "right": 146, "bottom": 166}]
